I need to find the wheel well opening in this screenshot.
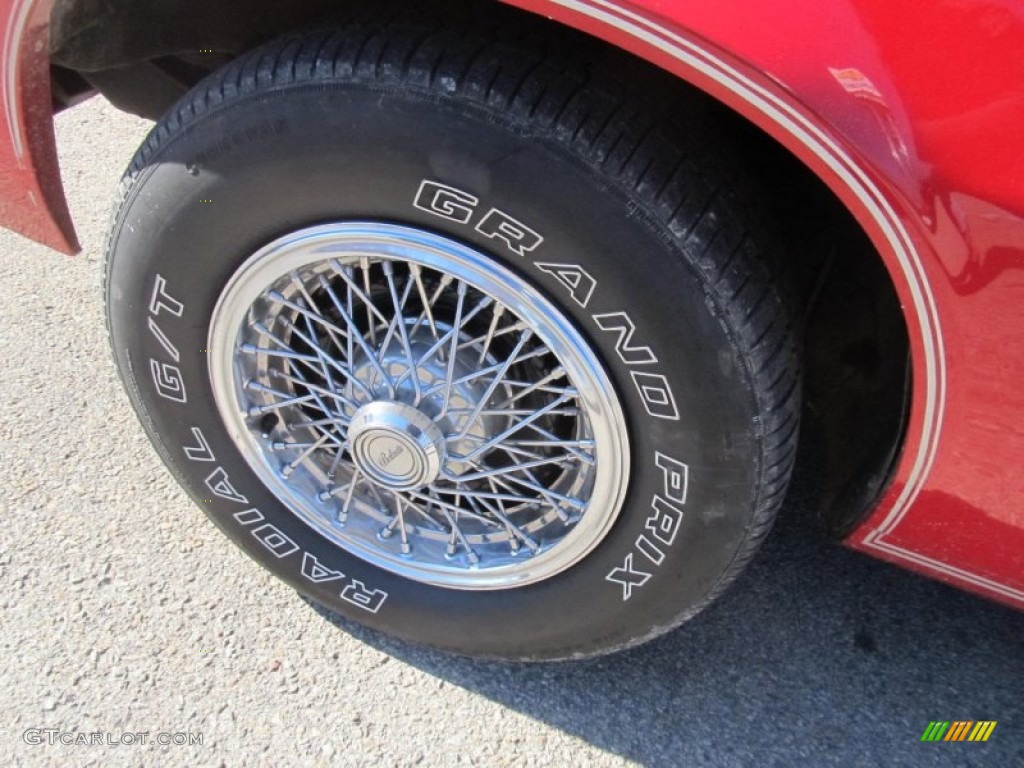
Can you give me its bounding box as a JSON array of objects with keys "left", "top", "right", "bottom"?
[
  {"left": 727, "top": 116, "right": 912, "bottom": 536},
  {"left": 628, "top": 65, "right": 912, "bottom": 536},
  {"left": 50, "top": 0, "right": 911, "bottom": 535}
]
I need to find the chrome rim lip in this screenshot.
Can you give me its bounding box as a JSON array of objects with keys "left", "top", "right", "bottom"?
[{"left": 208, "top": 223, "right": 629, "bottom": 590}]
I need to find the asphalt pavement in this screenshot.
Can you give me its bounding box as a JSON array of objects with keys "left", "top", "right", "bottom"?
[{"left": 1, "top": 97, "right": 1022, "bottom": 767}]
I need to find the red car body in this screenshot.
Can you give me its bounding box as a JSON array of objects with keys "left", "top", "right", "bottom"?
[{"left": 3, "top": 0, "right": 1022, "bottom": 607}]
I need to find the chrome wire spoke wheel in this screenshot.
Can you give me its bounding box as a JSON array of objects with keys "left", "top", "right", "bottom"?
[{"left": 208, "top": 223, "right": 629, "bottom": 589}]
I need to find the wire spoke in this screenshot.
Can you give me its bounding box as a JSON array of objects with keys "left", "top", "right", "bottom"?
[
  {"left": 318, "top": 268, "right": 396, "bottom": 397},
  {"left": 474, "top": 472, "right": 587, "bottom": 510},
  {"left": 404, "top": 488, "right": 506, "bottom": 528},
  {"left": 268, "top": 289, "right": 351, "bottom": 347},
  {"left": 280, "top": 433, "right": 331, "bottom": 478},
  {"left": 456, "top": 392, "right": 574, "bottom": 461},
  {"left": 409, "top": 264, "right": 441, "bottom": 341},
  {"left": 492, "top": 367, "right": 570, "bottom": 408},
  {"left": 245, "top": 380, "right": 334, "bottom": 420},
  {"left": 450, "top": 328, "right": 532, "bottom": 438},
  {"left": 382, "top": 490, "right": 412, "bottom": 554},
  {"left": 443, "top": 453, "right": 577, "bottom": 482},
  {"left": 381, "top": 261, "right": 422, "bottom": 404},
  {"left": 455, "top": 320, "right": 525, "bottom": 351},
  {"left": 336, "top": 468, "right": 362, "bottom": 522},
  {"left": 483, "top": 468, "right": 572, "bottom": 524}
]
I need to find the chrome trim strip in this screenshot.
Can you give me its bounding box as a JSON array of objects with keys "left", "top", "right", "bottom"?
[
  {"left": 2, "top": 0, "right": 34, "bottom": 165},
  {"left": 870, "top": 540, "right": 1024, "bottom": 601}
]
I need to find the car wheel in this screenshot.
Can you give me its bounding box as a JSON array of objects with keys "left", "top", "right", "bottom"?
[{"left": 104, "top": 21, "right": 800, "bottom": 660}]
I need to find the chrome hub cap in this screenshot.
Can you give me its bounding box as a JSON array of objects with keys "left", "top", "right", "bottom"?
[
  {"left": 348, "top": 401, "right": 445, "bottom": 490},
  {"left": 208, "top": 223, "right": 629, "bottom": 589}
]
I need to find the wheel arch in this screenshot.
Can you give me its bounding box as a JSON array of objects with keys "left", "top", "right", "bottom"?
[
  {"left": 16, "top": 0, "right": 938, "bottom": 537},
  {"left": 502, "top": 0, "right": 940, "bottom": 542}
]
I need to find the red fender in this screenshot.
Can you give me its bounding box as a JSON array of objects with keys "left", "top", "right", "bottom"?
[
  {"left": 0, "top": 0, "right": 76, "bottom": 253},
  {"left": 2, "top": 0, "right": 1022, "bottom": 604}
]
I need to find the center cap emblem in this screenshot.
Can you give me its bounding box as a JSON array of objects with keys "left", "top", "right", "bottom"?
[{"left": 348, "top": 401, "right": 445, "bottom": 490}]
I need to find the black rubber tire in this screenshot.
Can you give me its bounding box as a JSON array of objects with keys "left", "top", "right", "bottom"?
[{"left": 104, "top": 20, "right": 800, "bottom": 661}]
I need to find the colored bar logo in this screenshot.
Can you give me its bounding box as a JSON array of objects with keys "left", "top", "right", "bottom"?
[{"left": 921, "top": 721, "right": 997, "bottom": 742}]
